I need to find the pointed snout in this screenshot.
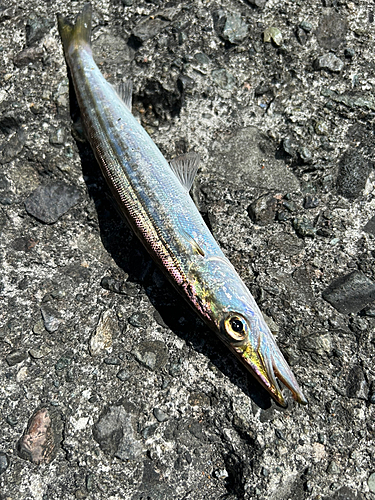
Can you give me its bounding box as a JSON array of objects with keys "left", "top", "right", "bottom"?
[{"left": 231, "top": 341, "right": 307, "bottom": 407}]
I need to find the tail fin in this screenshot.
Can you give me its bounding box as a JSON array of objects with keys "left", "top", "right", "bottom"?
[{"left": 57, "top": 3, "right": 92, "bottom": 54}]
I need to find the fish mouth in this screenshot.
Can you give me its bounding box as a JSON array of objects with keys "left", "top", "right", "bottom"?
[{"left": 230, "top": 340, "right": 308, "bottom": 407}]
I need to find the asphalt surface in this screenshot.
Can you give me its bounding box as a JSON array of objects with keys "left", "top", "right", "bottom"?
[{"left": 0, "top": 0, "right": 374, "bottom": 499}]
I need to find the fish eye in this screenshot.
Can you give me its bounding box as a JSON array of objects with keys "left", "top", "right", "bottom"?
[
  {"left": 230, "top": 318, "right": 244, "bottom": 333},
  {"left": 224, "top": 314, "right": 248, "bottom": 342}
]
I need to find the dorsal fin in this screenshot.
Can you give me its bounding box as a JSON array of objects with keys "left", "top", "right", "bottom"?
[
  {"left": 115, "top": 80, "right": 132, "bottom": 111},
  {"left": 169, "top": 152, "right": 200, "bottom": 191}
]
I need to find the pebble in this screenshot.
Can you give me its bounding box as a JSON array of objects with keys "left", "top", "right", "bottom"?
[
  {"left": 314, "top": 53, "right": 344, "bottom": 73},
  {"left": 17, "top": 408, "right": 57, "bottom": 464},
  {"left": 103, "top": 357, "right": 121, "bottom": 366},
  {"left": 0, "top": 133, "right": 24, "bottom": 164},
  {"left": 116, "top": 369, "right": 130, "bottom": 381},
  {"left": 0, "top": 452, "right": 10, "bottom": 474},
  {"left": 214, "top": 469, "right": 229, "bottom": 479},
  {"left": 368, "top": 474, "right": 375, "bottom": 493},
  {"left": 299, "top": 146, "right": 313, "bottom": 163},
  {"left": 346, "top": 366, "right": 368, "bottom": 400},
  {"left": 304, "top": 194, "right": 319, "bottom": 209},
  {"left": 344, "top": 47, "right": 355, "bottom": 58},
  {"left": 211, "top": 68, "right": 236, "bottom": 90},
  {"left": 213, "top": 10, "right": 248, "bottom": 44},
  {"left": 40, "top": 305, "right": 60, "bottom": 333},
  {"left": 299, "top": 21, "right": 313, "bottom": 32},
  {"left": 128, "top": 312, "right": 150, "bottom": 328},
  {"left": 25, "top": 182, "right": 81, "bottom": 224},
  {"left": 153, "top": 408, "right": 168, "bottom": 422},
  {"left": 327, "top": 460, "right": 340, "bottom": 474},
  {"left": 92, "top": 405, "right": 142, "bottom": 460},
  {"left": 133, "top": 340, "right": 168, "bottom": 371},
  {"left": 363, "top": 216, "right": 375, "bottom": 236},
  {"left": 247, "top": 195, "right": 277, "bottom": 225},
  {"left": 322, "top": 271, "right": 375, "bottom": 314},
  {"left": 293, "top": 216, "right": 316, "bottom": 238},
  {"left": 49, "top": 127, "right": 66, "bottom": 146},
  {"left": 336, "top": 149, "right": 371, "bottom": 200},
  {"left": 13, "top": 46, "right": 44, "bottom": 67},
  {"left": 263, "top": 27, "right": 283, "bottom": 46},
  {"left": 194, "top": 52, "right": 211, "bottom": 65},
  {"left": 6, "top": 350, "right": 27, "bottom": 366},
  {"left": 188, "top": 392, "right": 211, "bottom": 407},
  {"left": 89, "top": 310, "right": 115, "bottom": 356},
  {"left": 131, "top": 17, "right": 170, "bottom": 45},
  {"left": 26, "top": 13, "right": 53, "bottom": 47}
]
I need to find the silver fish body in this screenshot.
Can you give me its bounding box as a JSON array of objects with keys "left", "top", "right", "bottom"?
[{"left": 57, "top": 4, "right": 307, "bottom": 406}]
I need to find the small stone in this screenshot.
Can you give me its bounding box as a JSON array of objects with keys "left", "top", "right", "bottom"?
[
  {"left": 6, "top": 350, "right": 27, "bottom": 366},
  {"left": 293, "top": 216, "right": 316, "bottom": 238},
  {"left": 315, "top": 121, "right": 329, "bottom": 135},
  {"left": 346, "top": 366, "right": 368, "bottom": 400},
  {"left": 247, "top": 0, "right": 266, "bottom": 6},
  {"left": 247, "top": 195, "right": 277, "bottom": 225},
  {"left": 103, "top": 357, "right": 121, "bottom": 366},
  {"left": 214, "top": 469, "right": 229, "bottom": 479},
  {"left": 133, "top": 340, "right": 168, "bottom": 371},
  {"left": 26, "top": 14, "right": 53, "bottom": 47},
  {"left": 0, "top": 133, "right": 24, "bottom": 164},
  {"left": 188, "top": 392, "right": 211, "bottom": 407},
  {"left": 336, "top": 149, "right": 371, "bottom": 200},
  {"left": 263, "top": 27, "right": 283, "bottom": 46},
  {"left": 116, "top": 369, "right": 130, "bottom": 381},
  {"left": 128, "top": 312, "right": 150, "bottom": 328},
  {"left": 40, "top": 305, "right": 60, "bottom": 333},
  {"left": 299, "top": 21, "right": 313, "bottom": 32},
  {"left": 211, "top": 69, "right": 236, "bottom": 90},
  {"left": 55, "top": 357, "right": 71, "bottom": 371},
  {"left": 314, "top": 53, "right": 344, "bottom": 73},
  {"left": 368, "top": 474, "right": 375, "bottom": 493},
  {"left": 17, "top": 408, "right": 57, "bottom": 464},
  {"left": 304, "top": 194, "right": 319, "bottom": 209},
  {"left": 33, "top": 320, "right": 45, "bottom": 335},
  {"left": 89, "top": 310, "right": 115, "bottom": 356},
  {"left": 0, "top": 452, "right": 10, "bottom": 474},
  {"left": 344, "top": 47, "right": 355, "bottom": 58},
  {"left": 25, "top": 182, "right": 81, "bottom": 224},
  {"left": 322, "top": 271, "right": 375, "bottom": 314},
  {"left": 153, "top": 408, "right": 168, "bottom": 422},
  {"left": 299, "top": 146, "right": 313, "bottom": 163},
  {"left": 194, "top": 52, "right": 211, "bottom": 65},
  {"left": 13, "top": 46, "right": 44, "bottom": 67},
  {"left": 131, "top": 17, "right": 170, "bottom": 45},
  {"left": 327, "top": 460, "right": 340, "bottom": 474},
  {"left": 363, "top": 216, "right": 375, "bottom": 236},
  {"left": 92, "top": 405, "right": 142, "bottom": 461},
  {"left": 213, "top": 10, "right": 248, "bottom": 44},
  {"left": 49, "top": 127, "right": 66, "bottom": 146}
]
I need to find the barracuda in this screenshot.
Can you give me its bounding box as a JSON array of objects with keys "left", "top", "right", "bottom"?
[{"left": 57, "top": 4, "right": 307, "bottom": 406}]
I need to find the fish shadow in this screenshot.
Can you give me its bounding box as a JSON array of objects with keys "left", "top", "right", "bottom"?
[{"left": 67, "top": 81, "right": 277, "bottom": 412}]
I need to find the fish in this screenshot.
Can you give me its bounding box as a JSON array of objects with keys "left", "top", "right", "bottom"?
[{"left": 57, "top": 4, "right": 307, "bottom": 407}]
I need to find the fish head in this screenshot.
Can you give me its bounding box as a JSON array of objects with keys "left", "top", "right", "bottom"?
[
  {"left": 189, "top": 255, "right": 307, "bottom": 406},
  {"left": 216, "top": 308, "right": 307, "bottom": 406},
  {"left": 199, "top": 258, "right": 306, "bottom": 406}
]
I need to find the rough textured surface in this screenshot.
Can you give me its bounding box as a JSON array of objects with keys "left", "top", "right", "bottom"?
[{"left": 0, "top": 1, "right": 374, "bottom": 499}]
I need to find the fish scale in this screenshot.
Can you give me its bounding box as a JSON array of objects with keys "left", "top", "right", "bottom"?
[{"left": 58, "top": 3, "right": 307, "bottom": 407}]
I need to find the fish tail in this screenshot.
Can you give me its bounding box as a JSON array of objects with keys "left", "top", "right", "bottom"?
[{"left": 57, "top": 3, "right": 92, "bottom": 55}]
